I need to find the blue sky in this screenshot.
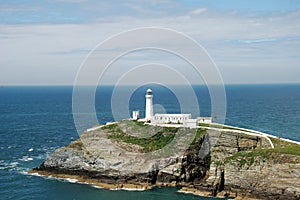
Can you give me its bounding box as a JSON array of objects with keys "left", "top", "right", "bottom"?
[
  {"left": 1, "top": 0, "right": 299, "bottom": 24},
  {"left": 0, "top": 0, "right": 300, "bottom": 85}
]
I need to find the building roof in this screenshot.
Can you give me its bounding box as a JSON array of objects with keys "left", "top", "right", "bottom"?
[
  {"left": 154, "top": 113, "right": 191, "bottom": 117},
  {"left": 146, "top": 88, "right": 152, "bottom": 95}
]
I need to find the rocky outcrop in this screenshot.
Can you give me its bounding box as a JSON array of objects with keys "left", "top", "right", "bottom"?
[
  {"left": 30, "top": 121, "right": 300, "bottom": 199},
  {"left": 200, "top": 131, "right": 300, "bottom": 199},
  {"left": 222, "top": 155, "right": 300, "bottom": 199}
]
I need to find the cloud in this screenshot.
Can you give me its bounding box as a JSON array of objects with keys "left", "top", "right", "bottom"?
[
  {"left": 48, "top": 48, "right": 92, "bottom": 55},
  {"left": 235, "top": 38, "right": 278, "bottom": 44},
  {"left": 190, "top": 7, "right": 207, "bottom": 15},
  {"left": 0, "top": 5, "right": 300, "bottom": 85},
  {"left": 124, "top": 3, "right": 159, "bottom": 15},
  {"left": 0, "top": 6, "right": 40, "bottom": 12}
]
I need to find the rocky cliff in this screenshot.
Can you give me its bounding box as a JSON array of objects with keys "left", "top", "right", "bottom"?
[{"left": 30, "top": 120, "right": 300, "bottom": 199}]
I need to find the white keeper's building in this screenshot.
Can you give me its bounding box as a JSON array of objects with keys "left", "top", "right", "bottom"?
[
  {"left": 151, "top": 113, "right": 192, "bottom": 124},
  {"left": 132, "top": 88, "right": 212, "bottom": 127}
]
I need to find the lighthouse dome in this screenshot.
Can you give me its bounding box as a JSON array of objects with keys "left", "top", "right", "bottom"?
[{"left": 146, "top": 89, "right": 152, "bottom": 95}]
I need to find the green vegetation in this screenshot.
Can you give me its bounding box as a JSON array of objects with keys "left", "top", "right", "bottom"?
[
  {"left": 106, "top": 122, "right": 177, "bottom": 153},
  {"left": 225, "top": 137, "right": 300, "bottom": 167},
  {"left": 270, "top": 137, "right": 300, "bottom": 156},
  {"left": 199, "top": 123, "right": 236, "bottom": 130},
  {"left": 102, "top": 123, "right": 118, "bottom": 130},
  {"left": 197, "top": 123, "right": 300, "bottom": 166},
  {"left": 225, "top": 150, "right": 265, "bottom": 167},
  {"left": 104, "top": 120, "right": 208, "bottom": 153},
  {"left": 195, "top": 128, "right": 206, "bottom": 139},
  {"left": 103, "top": 121, "right": 300, "bottom": 165},
  {"left": 162, "top": 126, "right": 179, "bottom": 133},
  {"left": 214, "top": 160, "right": 224, "bottom": 166},
  {"left": 108, "top": 130, "right": 175, "bottom": 153},
  {"left": 198, "top": 123, "right": 257, "bottom": 132},
  {"left": 132, "top": 120, "right": 148, "bottom": 127},
  {"left": 188, "top": 128, "right": 207, "bottom": 150},
  {"left": 67, "top": 139, "right": 91, "bottom": 155},
  {"left": 67, "top": 139, "right": 84, "bottom": 150}
]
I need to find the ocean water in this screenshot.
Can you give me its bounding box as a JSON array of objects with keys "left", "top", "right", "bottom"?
[{"left": 0, "top": 84, "right": 300, "bottom": 200}]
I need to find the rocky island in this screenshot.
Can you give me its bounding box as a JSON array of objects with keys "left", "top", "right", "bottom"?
[{"left": 30, "top": 120, "right": 300, "bottom": 200}]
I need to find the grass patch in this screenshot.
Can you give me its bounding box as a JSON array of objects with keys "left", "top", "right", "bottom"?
[
  {"left": 214, "top": 160, "right": 224, "bottom": 166},
  {"left": 227, "top": 149, "right": 272, "bottom": 161},
  {"left": 102, "top": 123, "right": 118, "bottom": 130},
  {"left": 198, "top": 123, "right": 210, "bottom": 128},
  {"left": 225, "top": 139, "right": 300, "bottom": 166},
  {"left": 132, "top": 120, "right": 148, "bottom": 127},
  {"left": 196, "top": 128, "right": 206, "bottom": 139},
  {"left": 67, "top": 139, "right": 84, "bottom": 150},
  {"left": 191, "top": 128, "right": 206, "bottom": 143},
  {"left": 105, "top": 121, "right": 207, "bottom": 153},
  {"left": 108, "top": 131, "right": 175, "bottom": 153},
  {"left": 270, "top": 137, "right": 300, "bottom": 156},
  {"left": 225, "top": 149, "right": 271, "bottom": 167},
  {"left": 198, "top": 123, "right": 255, "bottom": 132},
  {"left": 162, "top": 126, "right": 179, "bottom": 133},
  {"left": 106, "top": 122, "right": 176, "bottom": 153},
  {"left": 187, "top": 128, "right": 207, "bottom": 151}
]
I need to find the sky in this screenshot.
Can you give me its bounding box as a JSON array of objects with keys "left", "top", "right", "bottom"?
[{"left": 0, "top": 0, "right": 300, "bottom": 85}]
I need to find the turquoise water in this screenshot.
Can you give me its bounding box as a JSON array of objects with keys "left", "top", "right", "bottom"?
[{"left": 0, "top": 84, "right": 299, "bottom": 199}]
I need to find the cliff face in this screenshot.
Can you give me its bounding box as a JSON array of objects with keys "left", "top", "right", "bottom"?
[
  {"left": 201, "top": 131, "right": 300, "bottom": 199},
  {"left": 32, "top": 121, "right": 300, "bottom": 199}
]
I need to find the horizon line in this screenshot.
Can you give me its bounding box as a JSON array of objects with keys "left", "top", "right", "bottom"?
[{"left": 1, "top": 83, "right": 300, "bottom": 87}]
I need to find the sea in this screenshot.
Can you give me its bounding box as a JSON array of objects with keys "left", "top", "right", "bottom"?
[{"left": 0, "top": 84, "right": 300, "bottom": 200}]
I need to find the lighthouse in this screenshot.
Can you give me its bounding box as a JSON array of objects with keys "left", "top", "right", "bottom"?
[{"left": 145, "top": 89, "right": 153, "bottom": 121}]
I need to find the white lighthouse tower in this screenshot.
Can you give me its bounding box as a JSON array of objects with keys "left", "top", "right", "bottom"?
[{"left": 145, "top": 89, "right": 153, "bottom": 121}]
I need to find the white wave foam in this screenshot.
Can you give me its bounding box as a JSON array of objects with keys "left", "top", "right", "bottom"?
[
  {"left": 0, "top": 166, "right": 6, "bottom": 170},
  {"left": 0, "top": 160, "right": 5, "bottom": 169},
  {"left": 0, "top": 161, "right": 20, "bottom": 170},
  {"left": 10, "top": 161, "right": 19, "bottom": 167},
  {"left": 128, "top": 187, "right": 146, "bottom": 191},
  {"left": 47, "top": 176, "right": 79, "bottom": 184},
  {"left": 29, "top": 172, "right": 50, "bottom": 178},
  {"left": 20, "top": 170, "right": 29, "bottom": 175},
  {"left": 27, "top": 172, "right": 147, "bottom": 192},
  {"left": 28, "top": 172, "right": 79, "bottom": 184},
  {"left": 92, "top": 185, "right": 104, "bottom": 189},
  {"left": 118, "top": 188, "right": 146, "bottom": 191},
  {"left": 109, "top": 187, "right": 146, "bottom": 191},
  {"left": 19, "top": 156, "right": 33, "bottom": 162},
  {"left": 63, "top": 178, "right": 78, "bottom": 183},
  {"left": 28, "top": 148, "right": 34, "bottom": 152},
  {"left": 32, "top": 154, "right": 45, "bottom": 160}
]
